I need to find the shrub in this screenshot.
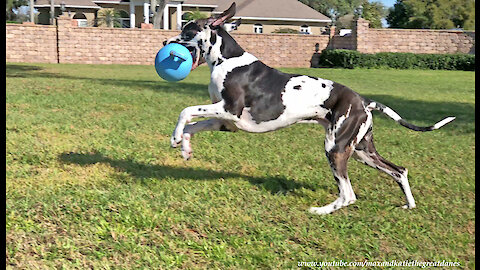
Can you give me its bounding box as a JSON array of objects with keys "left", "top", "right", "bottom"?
[
  {"left": 96, "top": 8, "right": 121, "bottom": 28},
  {"left": 316, "top": 49, "right": 475, "bottom": 71},
  {"left": 183, "top": 8, "right": 209, "bottom": 22},
  {"left": 272, "top": 28, "right": 301, "bottom": 34}
]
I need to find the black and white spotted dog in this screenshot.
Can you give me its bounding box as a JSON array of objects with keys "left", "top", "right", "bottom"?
[{"left": 165, "top": 3, "right": 455, "bottom": 215}]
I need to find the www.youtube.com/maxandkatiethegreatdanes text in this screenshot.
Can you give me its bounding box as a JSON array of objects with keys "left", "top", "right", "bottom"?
[{"left": 297, "top": 260, "right": 461, "bottom": 268}]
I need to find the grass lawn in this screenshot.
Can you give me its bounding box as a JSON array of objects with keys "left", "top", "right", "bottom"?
[{"left": 6, "top": 63, "right": 475, "bottom": 269}]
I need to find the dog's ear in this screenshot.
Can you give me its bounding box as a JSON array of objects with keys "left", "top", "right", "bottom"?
[
  {"left": 231, "top": 18, "right": 241, "bottom": 28},
  {"left": 208, "top": 2, "right": 236, "bottom": 27}
]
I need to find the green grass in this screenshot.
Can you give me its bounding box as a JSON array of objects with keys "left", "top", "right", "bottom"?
[{"left": 6, "top": 63, "right": 475, "bottom": 269}]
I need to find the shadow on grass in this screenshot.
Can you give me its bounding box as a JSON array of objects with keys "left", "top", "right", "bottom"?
[
  {"left": 6, "top": 64, "right": 44, "bottom": 77},
  {"left": 6, "top": 64, "right": 209, "bottom": 98},
  {"left": 58, "top": 151, "right": 315, "bottom": 195},
  {"left": 366, "top": 94, "right": 474, "bottom": 130}
]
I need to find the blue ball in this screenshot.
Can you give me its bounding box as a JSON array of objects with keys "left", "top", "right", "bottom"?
[{"left": 155, "top": 43, "right": 193, "bottom": 82}]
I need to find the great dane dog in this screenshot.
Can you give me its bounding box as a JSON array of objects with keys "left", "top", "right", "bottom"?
[{"left": 164, "top": 3, "right": 455, "bottom": 214}]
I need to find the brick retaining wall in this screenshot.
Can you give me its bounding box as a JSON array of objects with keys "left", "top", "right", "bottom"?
[
  {"left": 232, "top": 33, "right": 329, "bottom": 67},
  {"left": 355, "top": 18, "right": 475, "bottom": 54},
  {"left": 56, "top": 16, "right": 179, "bottom": 65},
  {"left": 6, "top": 23, "right": 58, "bottom": 64},
  {"left": 5, "top": 16, "right": 475, "bottom": 67}
]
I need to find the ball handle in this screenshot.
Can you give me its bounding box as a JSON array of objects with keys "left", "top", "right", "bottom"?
[{"left": 170, "top": 50, "right": 188, "bottom": 62}]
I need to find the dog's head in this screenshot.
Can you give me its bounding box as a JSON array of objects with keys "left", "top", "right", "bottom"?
[{"left": 163, "top": 2, "right": 238, "bottom": 70}]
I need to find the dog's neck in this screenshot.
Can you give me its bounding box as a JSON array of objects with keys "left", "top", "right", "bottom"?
[{"left": 200, "top": 27, "right": 246, "bottom": 71}]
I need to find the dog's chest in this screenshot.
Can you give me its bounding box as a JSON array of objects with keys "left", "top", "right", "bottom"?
[
  {"left": 208, "top": 53, "right": 258, "bottom": 103},
  {"left": 208, "top": 75, "right": 223, "bottom": 103}
]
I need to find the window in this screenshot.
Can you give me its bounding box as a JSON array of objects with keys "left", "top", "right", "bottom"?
[
  {"left": 76, "top": 19, "right": 88, "bottom": 27},
  {"left": 254, "top": 23, "right": 263, "bottom": 34},
  {"left": 118, "top": 10, "right": 130, "bottom": 28},
  {"left": 300, "top": 24, "right": 311, "bottom": 34},
  {"left": 73, "top": 13, "right": 88, "bottom": 27},
  {"left": 181, "top": 12, "right": 191, "bottom": 28}
]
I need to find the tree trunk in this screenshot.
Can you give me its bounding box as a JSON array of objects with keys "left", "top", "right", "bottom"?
[{"left": 151, "top": 0, "right": 166, "bottom": 29}]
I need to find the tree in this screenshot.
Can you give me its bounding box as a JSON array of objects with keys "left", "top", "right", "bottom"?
[
  {"left": 329, "top": 0, "right": 386, "bottom": 29},
  {"left": 150, "top": 0, "right": 166, "bottom": 29},
  {"left": 183, "top": 8, "right": 209, "bottom": 22},
  {"left": 272, "top": 28, "right": 301, "bottom": 34},
  {"left": 6, "top": 0, "right": 27, "bottom": 21},
  {"left": 385, "top": 0, "right": 409, "bottom": 28},
  {"left": 386, "top": 0, "right": 475, "bottom": 30},
  {"left": 97, "top": 8, "right": 120, "bottom": 28},
  {"left": 299, "top": 0, "right": 364, "bottom": 23},
  {"left": 361, "top": 1, "right": 386, "bottom": 28}
]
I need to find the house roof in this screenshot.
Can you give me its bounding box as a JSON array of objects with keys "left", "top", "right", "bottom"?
[
  {"left": 183, "top": 0, "right": 219, "bottom": 7},
  {"left": 34, "top": 0, "right": 331, "bottom": 23},
  {"left": 207, "top": 0, "right": 331, "bottom": 22},
  {"left": 34, "top": 0, "right": 102, "bottom": 9}
]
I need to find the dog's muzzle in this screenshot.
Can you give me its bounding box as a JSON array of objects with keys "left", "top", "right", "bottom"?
[
  {"left": 163, "top": 39, "right": 201, "bottom": 71},
  {"left": 186, "top": 46, "right": 200, "bottom": 71}
]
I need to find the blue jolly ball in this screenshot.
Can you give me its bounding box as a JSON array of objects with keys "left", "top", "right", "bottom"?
[{"left": 154, "top": 43, "right": 193, "bottom": 82}]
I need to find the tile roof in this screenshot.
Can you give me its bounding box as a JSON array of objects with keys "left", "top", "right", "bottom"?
[
  {"left": 35, "top": 0, "right": 331, "bottom": 22},
  {"left": 34, "top": 0, "right": 101, "bottom": 8},
  {"left": 207, "top": 0, "right": 331, "bottom": 22},
  {"left": 182, "top": 0, "right": 220, "bottom": 6}
]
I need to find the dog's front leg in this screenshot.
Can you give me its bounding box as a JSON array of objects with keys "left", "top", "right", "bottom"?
[
  {"left": 171, "top": 101, "right": 238, "bottom": 148},
  {"left": 178, "top": 119, "right": 238, "bottom": 160}
]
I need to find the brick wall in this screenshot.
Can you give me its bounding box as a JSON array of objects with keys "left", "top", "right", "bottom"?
[
  {"left": 56, "top": 16, "right": 328, "bottom": 67},
  {"left": 5, "top": 16, "right": 475, "bottom": 68},
  {"left": 56, "top": 16, "right": 179, "bottom": 65},
  {"left": 55, "top": 16, "right": 329, "bottom": 67},
  {"left": 327, "top": 26, "right": 356, "bottom": 50},
  {"left": 232, "top": 33, "right": 329, "bottom": 67},
  {"left": 330, "top": 35, "right": 356, "bottom": 50},
  {"left": 355, "top": 18, "right": 475, "bottom": 54},
  {"left": 6, "top": 23, "right": 58, "bottom": 63}
]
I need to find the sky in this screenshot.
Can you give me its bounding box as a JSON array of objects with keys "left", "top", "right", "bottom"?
[
  {"left": 374, "top": 0, "right": 396, "bottom": 27},
  {"left": 378, "top": 0, "right": 396, "bottom": 8}
]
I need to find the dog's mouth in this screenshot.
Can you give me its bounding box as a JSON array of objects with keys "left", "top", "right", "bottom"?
[{"left": 187, "top": 46, "right": 201, "bottom": 71}]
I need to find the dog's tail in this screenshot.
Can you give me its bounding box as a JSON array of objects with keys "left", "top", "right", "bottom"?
[{"left": 366, "top": 100, "right": 455, "bottom": 132}]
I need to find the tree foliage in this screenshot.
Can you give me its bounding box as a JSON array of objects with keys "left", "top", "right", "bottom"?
[
  {"left": 6, "top": 0, "right": 28, "bottom": 21},
  {"left": 183, "top": 8, "right": 209, "bottom": 22},
  {"left": 361, "top": 1, "right": 386, "bottom": 28},
  {"left": 299, "top": 0, "right": 385, "bottom": 28},
  {"left": 386, "top": 0, "right": 475, "bottom": 30},
  {"left": 272, "top": 28, "right": 301, "bottom": 34},
  {"left": 96, "top": 8, "right": 120, "bottom": 28},
  {"left": 299, "top": 0, "right": 362, "bottom": 22}
]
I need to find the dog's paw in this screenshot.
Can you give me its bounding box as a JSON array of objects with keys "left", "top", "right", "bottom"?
[
  {"left": 170, "top": 134, "right": 182, "bottom": 148},
  {"left": 181, "top": 150, "right": 193, "bottom": 160},
  {"left": 181, "top": 133, "right": 193, "bottom": 160},
  {"left": 401, "top": 203, "right": 416, "bottom": 209},
  {"left": 308, "top": 206, "right": 333, "bottom": 215}
]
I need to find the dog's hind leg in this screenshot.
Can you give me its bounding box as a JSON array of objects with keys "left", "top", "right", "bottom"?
[
  {"left": 309, "top": 111, "right": 363, "bottom": 215},
  {"left": 353, "top": 130, "right": 416, "bottom": 209},
  {"left": 309, "top": 106, "right": 373, "bottom": 215},
  {"left": 180, "top": 119, "right": 238, "bottom": 160},
  {"left": 309, "top": 143, "right": 357, "bottom": 215}
]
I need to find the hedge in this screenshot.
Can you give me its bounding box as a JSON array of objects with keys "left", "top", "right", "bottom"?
[{"left": 316, "top": 49, "right": 475, "bottom": 71}]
